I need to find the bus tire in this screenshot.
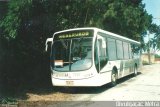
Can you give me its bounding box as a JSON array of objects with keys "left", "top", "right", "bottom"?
[
  {"left": 111, "top": 69, "right": 118, "bottom": 87},
  {"left": 134, "top": 65, "right": 138, "bottom": 76}
]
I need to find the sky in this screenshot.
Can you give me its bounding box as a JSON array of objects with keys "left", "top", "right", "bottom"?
[
  {"left": 142, "top": 0, "right": 160, "bottom": 25},
  {"left": 142, "top": 0, "right": 160, "bottom": 54}
]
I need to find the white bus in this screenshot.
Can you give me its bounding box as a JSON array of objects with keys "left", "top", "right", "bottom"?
[{"left": 45, "top": 27, "right": 141, "bottom": 87}]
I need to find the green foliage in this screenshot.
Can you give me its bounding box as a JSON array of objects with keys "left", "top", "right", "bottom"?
[
  {"left": 0, "top": 0, "right": 32, "bottom": 39},
  {"left": 149, "top": 24, "right": 160, "bottom": 50},
  {"left": 1, "top": 0, "right": 152, "bottom": 41},
  {"left": 102, "top": 0, "right": 152, "bottom": 41},
  {"left": 0, "top": 97, "right": 17, "bottom": 105}
]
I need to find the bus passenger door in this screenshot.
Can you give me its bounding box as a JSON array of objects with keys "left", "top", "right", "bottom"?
[{"left": 94, "top": 35, "right": 108, "bottom": 72}]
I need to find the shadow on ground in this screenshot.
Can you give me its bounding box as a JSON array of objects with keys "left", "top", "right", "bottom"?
[{"left": 0, "top": 72, "right": 142, "bottom": 101}]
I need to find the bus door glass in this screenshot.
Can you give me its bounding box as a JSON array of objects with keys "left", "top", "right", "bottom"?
[{"left": 94, "top": 35, "right": 108, "bottom": 72}]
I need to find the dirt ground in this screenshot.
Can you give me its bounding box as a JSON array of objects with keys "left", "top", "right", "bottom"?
[{"left": 26, "top": 92, "right": 72, "bottom": 101}]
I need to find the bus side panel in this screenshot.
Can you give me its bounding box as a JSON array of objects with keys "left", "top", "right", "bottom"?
[{"left": 99, "top": 60, "right": 121, "bottom": 81}]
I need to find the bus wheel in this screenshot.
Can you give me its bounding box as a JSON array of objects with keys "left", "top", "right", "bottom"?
[
  {"left": 134, "top": 65, "right": 138, "bottom": 76},
  {"left": 111, "top": 70, "right": 118, "bottom": 86}
]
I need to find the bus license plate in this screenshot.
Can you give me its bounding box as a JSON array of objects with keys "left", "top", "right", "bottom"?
[{"left": 66, "top": 81, "right": 74, "bottom": 86}]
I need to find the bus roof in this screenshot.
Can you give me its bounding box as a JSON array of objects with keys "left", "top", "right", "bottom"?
[{"left": 53, "top": 27, "right": 140, "bottom": 44}]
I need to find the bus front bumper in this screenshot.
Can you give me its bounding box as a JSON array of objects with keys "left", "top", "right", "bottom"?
[{"left": 51, "top": 72, "right": 111, "bottom": 87}]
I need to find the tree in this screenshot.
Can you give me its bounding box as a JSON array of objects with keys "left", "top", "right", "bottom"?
[
  {"left": 149, "top": 24, "right": 160, "bottom": 50},
  {"left": 1, "top": 0, "right": 152, "bottom": 41},
  {"left": 102, "top": 0, "right": 152, "bottom": 41}
]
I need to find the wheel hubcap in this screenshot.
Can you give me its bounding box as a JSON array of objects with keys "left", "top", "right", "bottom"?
[
  {"left": 134, "top": 67, "right": 137, "bottom": 75},
  {"left": 112, "top": 74, "right": 116, "bottom": 82}
]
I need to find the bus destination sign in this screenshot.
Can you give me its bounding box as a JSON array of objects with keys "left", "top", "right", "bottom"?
[{"left": 54, "top": 30, "right": 93, "bottom": 40}]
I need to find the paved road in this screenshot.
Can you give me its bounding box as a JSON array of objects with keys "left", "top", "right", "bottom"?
[
  {"left": 72, "top": 63, "right": 160, "bottom": 101},
  {"left": 50, "top": 64, "right": 160, "bottom": 107},
  {"left": 91, "top": 64, "right": 160, "bottom": 101}
]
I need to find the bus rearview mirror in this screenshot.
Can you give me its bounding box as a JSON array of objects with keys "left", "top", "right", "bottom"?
[{"left": 45, "top": 38, "right": 53, "bottom": 51}]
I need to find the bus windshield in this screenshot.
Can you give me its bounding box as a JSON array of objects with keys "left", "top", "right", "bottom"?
[{"left": 52, "top": 37, "right": 93, "bottom": 72}]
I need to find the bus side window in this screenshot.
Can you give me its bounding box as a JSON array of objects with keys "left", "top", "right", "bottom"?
[
  {"left": 128, "top": 44, "right": 132, "bottom": 59},
  {"left": 108, "top": 38, "right": 117, "bottom": 60},
  {"left": 123, "top": 42, "right": 129, "bottom": 59},
  {"left": 116, "top": 40, "right": 123, "bottom": 59}
]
